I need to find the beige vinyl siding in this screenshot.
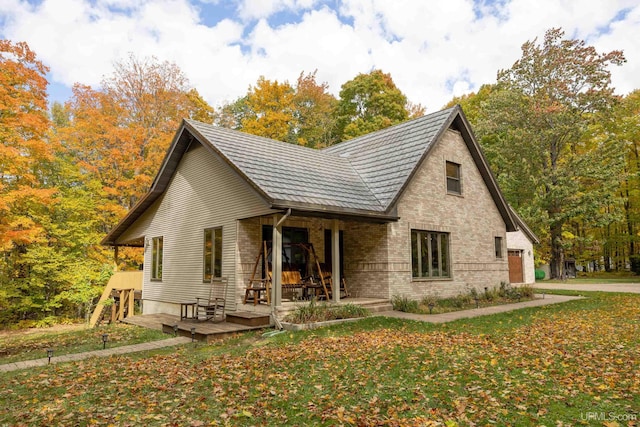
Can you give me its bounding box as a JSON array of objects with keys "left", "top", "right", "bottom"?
[
  {"left": 117, "top": 197, "right": 163, "bottom": 244},
  {"left": 116, "top": 141, "right": 274, "bottom": 314}
]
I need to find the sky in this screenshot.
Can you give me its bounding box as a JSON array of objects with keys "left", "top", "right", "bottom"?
[{"left": 1, "top": 0, "right": 639, "bottom": 113}]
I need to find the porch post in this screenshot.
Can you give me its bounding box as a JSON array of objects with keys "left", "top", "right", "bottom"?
[
  {"left": 114, "top": 245, "right": 119, "bottom": 272},
  {"left": 272, "top": 215, "right": 283, "bottom": 308},
  {"left": 332, "top": 219, "right": 341, "bottom": 303}
]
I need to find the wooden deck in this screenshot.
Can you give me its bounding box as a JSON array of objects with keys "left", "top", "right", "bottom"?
[{"left": 122, "top": 313, "right": 271, "bottom": 343}]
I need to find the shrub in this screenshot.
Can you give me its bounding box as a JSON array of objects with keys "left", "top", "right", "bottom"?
[
  {"left": 391, "top": 295, "right": 420, "bottom": 313},
  {"left": 283, "top": 300, "right": 370, "bottom": 324},
  {"left": 451, "top": 293, "right": 471, "bottom": 308},
  {"left": 332, "top": 304, "right": 370, "bottom": 319},
  {"left": 420, "top": 293, "right": 439, "bottom": 308},
  {"left": 518, "top": 284, "right": 535, "bottom": 298}
]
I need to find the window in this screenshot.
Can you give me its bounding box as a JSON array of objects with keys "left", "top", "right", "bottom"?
[
  {"left": 204, "top": 228, "right": 223, "bottom": 281},
  {"left": 446, "top": 161, "right": 461, "bottom": 194},
  {"left": 495, "top": 236, "right": 503, "bottom": 258},
  {"left": 262, "top": 225, "right": 309, "bottom": 274},
  {"left": 151, "top": 236, "right": 163, "bottom": 280},
  {"left": 411, "top": 230, "right": 450, "bottom": 278}
]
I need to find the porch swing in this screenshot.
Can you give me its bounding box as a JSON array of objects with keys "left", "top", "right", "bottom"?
[{"left": 243, "top": 241, "right": 342, "bottom": 304}]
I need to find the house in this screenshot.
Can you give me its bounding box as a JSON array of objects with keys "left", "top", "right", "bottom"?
[
  {"left": 506, "top": 208, "right": 540, "bottom": 285},
  {"left": 102, "top": 105, "right": 521, "bottom": 317}
]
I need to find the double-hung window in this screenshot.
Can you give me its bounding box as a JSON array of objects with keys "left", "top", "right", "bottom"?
[
  {"left": 203, "top": 227, "right": 222, "bottom": 281},
  {"left": 446, "top": 161, "right": 461, "bottom": 194},
  {"left": 151, "top": 236, "right": 163, "bottom": 280},
  {"left": 411, "top": 230, "right": 450, "bottom": 278}
]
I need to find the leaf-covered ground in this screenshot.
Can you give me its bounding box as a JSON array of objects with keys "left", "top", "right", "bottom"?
[
  {"left": 1, "top": 293, "right": 639, "bottom": 426},
  {"left": 0, "top": 323, "right": 168, "bottom": 363}
]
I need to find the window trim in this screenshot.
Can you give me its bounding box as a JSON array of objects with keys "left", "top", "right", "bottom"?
[
  {"left": 203, "top": 227, "right": 223, "bottom": 282},
  {"left": 446, "top": 161, "right": 462, "bottom": 195},
  {"left": 411, "top": 229, "right": 451, "bottom": 280},
  {"left": 151, "top": 236, "right": 163, "bottom": 281}
]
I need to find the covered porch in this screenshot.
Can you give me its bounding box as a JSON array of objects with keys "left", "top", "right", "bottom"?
[{"left": 236, "top": 211, "right": 397, "bottom": 311}]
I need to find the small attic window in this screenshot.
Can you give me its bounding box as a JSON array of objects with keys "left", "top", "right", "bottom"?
[{"left": 446, "top": 161, "right": 461, "bottom": 194}]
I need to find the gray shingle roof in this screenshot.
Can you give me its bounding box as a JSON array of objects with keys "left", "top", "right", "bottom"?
[
  {"left": 323, "top": 107, "right": 456, "bottom": 207},
  {"left": 102, "top": 105, "right": 517, "bottom": 246},
  {"left": 186, "top": 106, "right": 457, "bottom": 214},
  {"left": 185, "top": 121, "right": 385, "bottom": 212}
]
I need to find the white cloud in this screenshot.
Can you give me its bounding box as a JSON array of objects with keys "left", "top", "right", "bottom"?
[
  {"left": 0, "top": 0, "right": 638, "bottom": 113},
  {"left": 236, "top": 0, "right": 319, "bottom": 22}
]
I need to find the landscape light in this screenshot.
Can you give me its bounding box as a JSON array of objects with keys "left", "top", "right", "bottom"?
[
  {"left": 102, "top": 333, "right": 108, "bottom": 349},
  {"left": 474, "top": 296, "right": 480, "bottom": 309},
  {"left": 191, "top": 327, "right": 196, "bottom": 343},
  {"left": 46, "top": 348, "right": 53, "bottom": 364},
  {"left": 428, "top": 302, "right": 435, "bottom": 315},
  {"left": 173, "top": 324, "right": 179, "bottom": 336}
]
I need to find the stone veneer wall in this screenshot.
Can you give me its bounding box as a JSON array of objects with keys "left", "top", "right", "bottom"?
[
  {"left": 390, "top": 128, "right": 510, "bottom": 299},
  {"left": 236, "top": 128, "right": 510, "bottom": 303},
  {"left": 343, "top": 129, "right": 510, "bottom": 300}
]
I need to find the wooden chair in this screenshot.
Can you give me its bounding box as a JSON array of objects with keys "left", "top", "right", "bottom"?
[
  {"left": 196, "top": 277, "right": 228, "bottom": 322},
  {"left": 245, "top": 278, "right": 270, "bottom": 305},
  {"left": 315, "top": 264, "right": 350, "bottom": 299}
]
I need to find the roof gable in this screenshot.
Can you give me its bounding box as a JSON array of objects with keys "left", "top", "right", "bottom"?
[{"left": 323, "top": 107, "right": 456, "bottom": 208}]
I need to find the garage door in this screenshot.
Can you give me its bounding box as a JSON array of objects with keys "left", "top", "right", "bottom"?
[{"left": 508, "top": 250, "right": 524, "bottom": 283}]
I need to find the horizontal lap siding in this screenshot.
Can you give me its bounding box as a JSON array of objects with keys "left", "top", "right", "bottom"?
[{"left": 117, "top": 142, "right": 274, "bottom": 314}]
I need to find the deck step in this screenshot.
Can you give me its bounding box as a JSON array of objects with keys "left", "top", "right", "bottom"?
[
  {"left": 226, "top": 311, "right": 271, "bottom": 327},
  {"left": 362, "top": 303, "right": 394, "bottom": 313}
]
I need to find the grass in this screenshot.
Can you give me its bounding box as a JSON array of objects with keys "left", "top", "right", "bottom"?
[
  {"left": 392, "top": 283, "right": 536, "bottom": 315},
  {"left": 1, "top": 292, "right": 639, "bottom": 426},
  {"left": 0, "top": 323, "right": 168, "bottom": 364},
  {"left": 542, "top": 271, "right": 640, "bottom": 284}
]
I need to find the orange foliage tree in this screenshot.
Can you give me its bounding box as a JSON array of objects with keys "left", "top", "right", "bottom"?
[
  {"left": 0, "top": 40, "right": 60, "bottom": 321},
  {"left": 57, "top": 55, "right": 214, "bottom": 269},
  {"left": 215, "top": 71, "right": 339, "bottom": 147},
  {"left": 0, "top": 40, "right": 54, "bottom": 251}
]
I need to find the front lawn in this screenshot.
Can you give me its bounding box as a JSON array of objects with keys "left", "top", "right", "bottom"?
[
  {"left": 1, "top": 292, "right": 639, "bottom": 426},
  {"left": 0, "top": 323, "right": 168, "bottom": 364},
  {"left": 542, "top": 271, "right": 640, "bottom": 284}
]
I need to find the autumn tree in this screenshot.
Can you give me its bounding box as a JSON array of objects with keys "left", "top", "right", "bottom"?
[
  {"left": 477, "top": 28, "right": 625, "bottom": 278},
  {"left": 241, "top": 76, "right": 295, "bottom": 142},
  {"left": 215, "top": 71, "right": 338, "bottom": 147},
  {"left": 289, "top": 71, "right": 338, "bottom": 147},
  {"left": 57, "top": 55, "right": 213, "bottom": 272},
  {"left": 0, "top": 40, "right": 56, "bottom": 322},
  {"left": 61, "top": 55, "right": 211, "bottom": 214},
  {"left": 334, "top": 69, "right": 409, "bottom": 140}
]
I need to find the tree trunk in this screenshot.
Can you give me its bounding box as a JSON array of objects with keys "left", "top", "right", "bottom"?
[{"left": 550, "top": 221, "right": 564, "bottom": 279}]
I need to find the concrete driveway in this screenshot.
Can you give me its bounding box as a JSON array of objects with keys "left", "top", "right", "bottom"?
[{"left": 533, "top": 282, "right": 640, "bottom": 294}]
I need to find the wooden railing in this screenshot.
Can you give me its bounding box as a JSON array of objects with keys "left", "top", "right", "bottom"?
[{"left": 89, "top": 271, "right": 143, "bottom": 327}]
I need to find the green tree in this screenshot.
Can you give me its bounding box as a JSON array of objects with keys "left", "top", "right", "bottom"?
[
  {"left": 609, "top": 90, "right": 640, "bottom": 272},
  {"left": 214, "top": 96, "right": 250, "bottom": 130},
  {"left": 478, "top": 28, "right": 625, "bottom": 278},
  {"left": 334, "top": 69, "right": 409, "bottom": 140}
]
